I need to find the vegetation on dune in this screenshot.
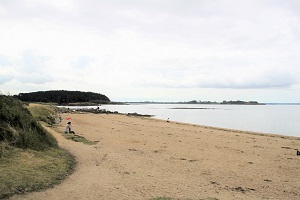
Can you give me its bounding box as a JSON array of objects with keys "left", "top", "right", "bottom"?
[
  {"left": 29, "top": 103, "right": 96, "bottom": 145},
  {"left": 0, "top": 146, "right": 74, "bottom": 199},
  {"left": 0, "top": 95, "right": 75, "bottom": 199},
  {"left": 0, "top": 96, "right": 58, "bottom": 150},
  {"left": 28, "top": 103, "right": 57, "bottom": 125}
]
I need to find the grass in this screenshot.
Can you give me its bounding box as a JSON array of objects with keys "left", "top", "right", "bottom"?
[
  {"left": 29, "top": 103, "right": 97, "bottom": 145},
  {"left": 28, "top": 103, "right": 56, "bottom": 125},
  {"left": 0, "top": 144, "right": 75, "bottom": 199},
  {"left": 63, "top": 133, "right": 97, "bottom": 145},
  {"left": 0, "top": 96, "right": 58, "bottom": 150},
  {"left": 0, "top": 96, "right": 75, "bottom": 199}
]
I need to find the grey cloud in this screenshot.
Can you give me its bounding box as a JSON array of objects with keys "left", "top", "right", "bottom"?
[
  {"left": 0, "top": 74, "right": 13, "bottom": 84},
  {"left": 0, "top": 55, "right": 13, "bottom": 84},
  {"left": 17, "top": 73, "right": 53, "bottom": 84},
  {"left": 193, "top": 69, "right": 296, "bottom": 89},
  {"left": 149, "top": 75, "right": 296, "bottom": 90},
  {"left": 0, "top": 51, "right": 53, "bottom": 85},
  {"left": 0, "top": 55, "right": 11, "bottom": 66},
  {"left": 0, "top": 0, "right": 71, "bottom": 20},
  {"left": 137, "top": 57, "right": 297, "bottom": 89},
  {"left": 19, "top": 51, "right": 50, "bottom": 73},
  {"left": 71, "top": 56, "right": 94, "bottom": 69},
  {"left": 2, "top": 0, "right": 299, "bottom": 46},
  {"left": 17, "top": 52, "right": 55, "bottom": 84},
  {"left": 1, "top": 0, "right": 300, "bottom": 99}
]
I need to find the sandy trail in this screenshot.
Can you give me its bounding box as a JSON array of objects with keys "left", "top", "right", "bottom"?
[{"left": 10, "top": 113, "right": 300, "bottom": 200}]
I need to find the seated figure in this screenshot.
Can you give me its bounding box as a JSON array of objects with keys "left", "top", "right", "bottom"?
[{"left": 65, "top": 121, "right": 75, "bottom": 134}]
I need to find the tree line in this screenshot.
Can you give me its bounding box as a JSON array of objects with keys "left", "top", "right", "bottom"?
[{"left": 15, "top": 90, "right": 110, "bottom": 105}]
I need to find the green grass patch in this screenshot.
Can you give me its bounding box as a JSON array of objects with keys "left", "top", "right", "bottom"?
[
  {"left": 28, "top": 103, "right": 56, "bottom": 125},
  {"left": 64, "top": 133, "right": 96, "bottom": 145},
  {"left": 0, "top": 144, "right": 75, "bottom": 199}
]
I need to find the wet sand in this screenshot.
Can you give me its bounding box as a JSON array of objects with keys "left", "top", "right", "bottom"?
[{"left": 11, "top": 112, "right": 300, "bottom": 200}]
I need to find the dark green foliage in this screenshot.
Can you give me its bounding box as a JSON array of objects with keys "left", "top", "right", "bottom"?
[
  {"left": 15, "top": 90, "right": 110, "bottom": 104},
  {"left": 0, "top": 95, "right": 58, "bottom": 150},
  {"left": 221, "top": 100, "right": 260, "bottom": 105}
]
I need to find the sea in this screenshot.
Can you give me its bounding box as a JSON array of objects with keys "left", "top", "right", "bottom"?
[{"left": 62, "top": 104, "right": 300, "bottom": 138}]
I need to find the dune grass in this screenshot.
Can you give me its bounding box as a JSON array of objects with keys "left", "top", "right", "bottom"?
[
  {"left": 0, "top": 96, "right": 75, "bottom": 199},
  {"left": 28, "top": 103, "right": 56, "bottom": 125},
  {"left": 0, "top": 97, "right": 58, "bottom": 150},
  {"left": 0, "top": 144, "right": 75, "bottom": 199},
  {"left": 29, "top": 103, "right": 97, "bottom": 145}
]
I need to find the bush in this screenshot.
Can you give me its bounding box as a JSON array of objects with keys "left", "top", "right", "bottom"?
[{"left": 0, "top": 96, "right": 58, "bottom": 150}]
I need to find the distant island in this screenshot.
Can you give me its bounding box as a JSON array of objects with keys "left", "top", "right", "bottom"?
[
  {"left": 220, "top": 100, "right": 264, "bottom": 105},
  {"left": 15, "top": 90, "right": 110, "bottom": 105},
  {"left": 126, "top": 100, "right": 264, "bottom": 105}
]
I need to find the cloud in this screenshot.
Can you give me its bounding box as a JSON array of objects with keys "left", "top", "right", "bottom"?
[
  {"left": 133, "top": 62, "right": 296, "bottom": 89},
  {"left": 0, "top": 57, "right": 15, "bottom": 84},
  {"left": 0, "top": 51, "right": 54, "bottom": 84},
  {"left": 17, "top": 73, "right": 53, "bottom": 84},
  {"left": 0, "top": 74, "right": 13, "bottom": 84},
  {"left": 0, "top": 0, "right": 300, "bottom": 102},
  {"left": 71, "top": 56, "right": 94, "bottom": 69}
]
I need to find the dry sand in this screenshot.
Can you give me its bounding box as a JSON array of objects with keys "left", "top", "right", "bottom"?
[{"left": 10, "top": 112, "right": 300, "bottom": 200}]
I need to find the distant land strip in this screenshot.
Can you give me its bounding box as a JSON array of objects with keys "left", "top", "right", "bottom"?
[{"left": 127, "top": 100, "right": 264, "bottom": 105}]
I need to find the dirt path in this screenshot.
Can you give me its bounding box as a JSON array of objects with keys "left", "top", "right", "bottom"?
[{"left": 10, "top": 113, "right": 300, "bottom": 200}]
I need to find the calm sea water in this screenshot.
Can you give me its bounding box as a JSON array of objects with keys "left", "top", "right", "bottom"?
[{"left": 64, "top": 104, "right": 300, "bottom": 137}]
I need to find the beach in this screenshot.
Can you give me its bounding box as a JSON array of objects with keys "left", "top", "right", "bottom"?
[{"left": 11, "top": 112, "right": 300, "bottom": 200}]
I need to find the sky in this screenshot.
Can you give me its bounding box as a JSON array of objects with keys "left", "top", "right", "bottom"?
[{"left": 0, "top": 0, "right": 300, "bottom": 103}]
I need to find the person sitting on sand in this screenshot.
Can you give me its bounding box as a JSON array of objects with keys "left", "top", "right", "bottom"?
[{"left": 65, "top": 121, "right": 75, "bottom": 134}]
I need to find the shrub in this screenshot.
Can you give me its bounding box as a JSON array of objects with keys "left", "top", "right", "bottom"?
[{"left": 0, "top": 96, "right": 58, "bottom": 150}]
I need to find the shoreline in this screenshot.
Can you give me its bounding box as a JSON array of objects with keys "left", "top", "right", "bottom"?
[
  {"left": 150, "top": 116, "right": 300, "bottom": 141},
  {"left": 60, "top": 104, "right": 300, "bottom": 138},
  {"left": 149, "top": 114, "right": 300, "bottom": 139},
  {"left": 11, "top": 112, "right": 300, "bottom": 199},
  {"left": 81, "top": 109, "right": 300, "bottom": 141}
]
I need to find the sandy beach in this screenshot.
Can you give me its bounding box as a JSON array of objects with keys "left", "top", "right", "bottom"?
[{"left": 11, "top": 112, "right": 300, "bottom": 200}]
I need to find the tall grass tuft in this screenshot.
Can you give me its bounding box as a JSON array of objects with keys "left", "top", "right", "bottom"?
[
  {"left": 0, "top": 95, "right": 58, "bottom": 150},
  {"left": 28, "top": 104, "right": 56, "bottom": 125},
  {"left": 0, "top": 96, "right": 75, "bottom": 198}
]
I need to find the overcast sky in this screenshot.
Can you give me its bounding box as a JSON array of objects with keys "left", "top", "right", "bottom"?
[{"left": 0, "top": 0, "right": 300, "bottom": 102}]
